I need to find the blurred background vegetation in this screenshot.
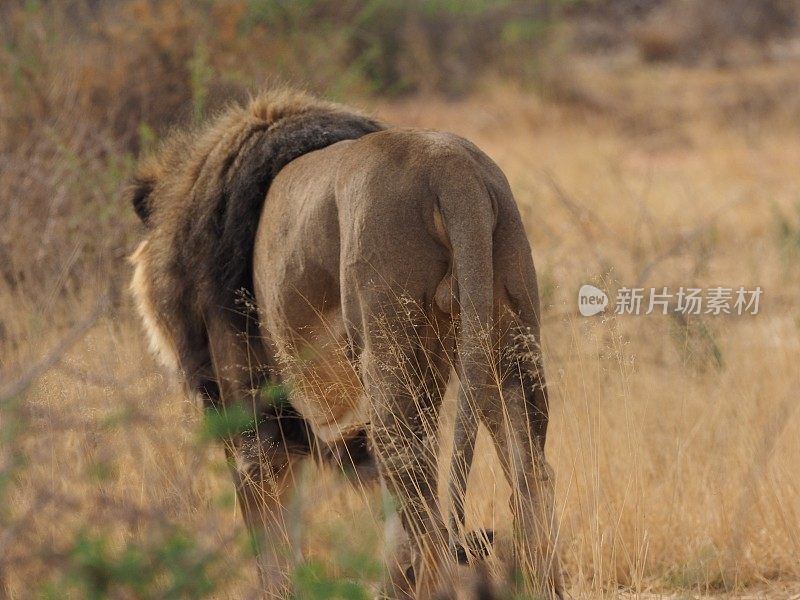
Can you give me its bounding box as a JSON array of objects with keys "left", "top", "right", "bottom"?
[
  {"left": 2, "top": 0, "right": 798, "bottom": 290},
  {"left": 2, "top": 1, "right": 800, "bottom": 598}
]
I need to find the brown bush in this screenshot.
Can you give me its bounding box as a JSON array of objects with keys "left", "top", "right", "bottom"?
[
  {"left": 0, "top": 0, "right": 566, "bottom": 295},
  {"left": 632, "top": 0, "right": 799, "bottom": 64}
]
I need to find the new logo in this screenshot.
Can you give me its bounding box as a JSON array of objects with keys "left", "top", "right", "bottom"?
[{"left": 578, "top": 284, "right": 608, "bottom": 316}]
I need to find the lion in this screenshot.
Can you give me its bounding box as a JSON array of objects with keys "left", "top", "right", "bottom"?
[{"left": 128, "top": 89, "right": 563, "bottom": 599}]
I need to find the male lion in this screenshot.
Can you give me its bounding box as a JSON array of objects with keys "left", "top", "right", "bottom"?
[{"left": 129, "top": 89, "right": 563, "bottom": 599}]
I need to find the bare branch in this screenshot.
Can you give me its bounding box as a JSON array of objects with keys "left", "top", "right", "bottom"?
[{"left": 0, "top": 296, "right": 108, "bottom": 404}]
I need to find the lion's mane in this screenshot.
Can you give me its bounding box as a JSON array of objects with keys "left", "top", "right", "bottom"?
[{"left": 128, "top": 90, "right": 384, "bottom": 398}]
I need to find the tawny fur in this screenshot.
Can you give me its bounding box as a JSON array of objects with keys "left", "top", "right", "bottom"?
[
  {"left": 128, "top": 89, "right": 562, "bottom": 599},
  {"left": 127, "top": 88, "right": 383, "bottom": 397}
]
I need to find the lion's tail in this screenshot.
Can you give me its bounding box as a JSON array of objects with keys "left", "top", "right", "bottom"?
[{"left": 434, "top": 164, "right": 496, "bottom": 555}]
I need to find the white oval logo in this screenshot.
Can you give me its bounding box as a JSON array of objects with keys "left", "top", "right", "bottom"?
[{"left": 578, "top": 284, "right": 608, "bottom": 316}]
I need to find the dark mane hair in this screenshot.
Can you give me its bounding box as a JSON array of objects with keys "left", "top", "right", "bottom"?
[
  {"left": 129, "top": 90, "right": 384, "bottom": 396},
  {"left": 212, "top": 109, "right": 384, "bottom": 320}
]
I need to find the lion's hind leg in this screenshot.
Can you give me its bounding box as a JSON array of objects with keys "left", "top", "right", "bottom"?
[
  {"left": 478, "top": 309, "right": 563, "bottom": 599},
  {"left": 357, "top": 307, "right": 453, "bottom": 600}
]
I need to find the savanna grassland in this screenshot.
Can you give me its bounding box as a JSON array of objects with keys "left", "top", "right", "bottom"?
[{"left": 2, "top": 1, "right": 800, "bottom": 598}]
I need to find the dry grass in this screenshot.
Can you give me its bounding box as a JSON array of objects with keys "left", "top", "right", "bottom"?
[
  {"left": 2, "top": 13, "right": 800, "bottom": 598},
  {"left": 375, "top": 66, "right": 800, "bottom": 596}
]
